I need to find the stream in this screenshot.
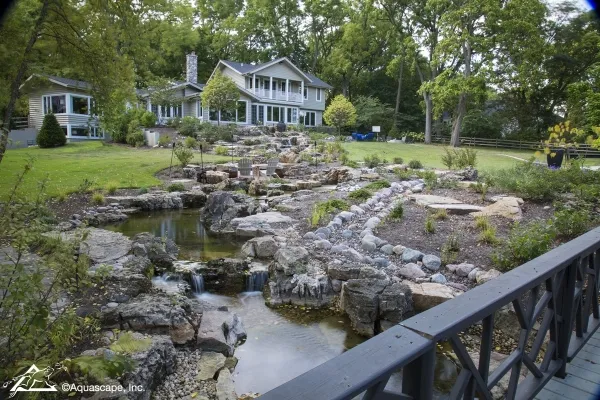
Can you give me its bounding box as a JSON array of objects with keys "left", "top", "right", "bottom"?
[{"left": 106, "top": 209, "right": 457, "bottom": 397}]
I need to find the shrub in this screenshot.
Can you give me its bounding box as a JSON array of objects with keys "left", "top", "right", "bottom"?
[
  {"left": 425, "top": 216, "right": 436, "bottom": 233},
  {"left": 348, "top": 188, "right": 373, "bottom": 201},
  {"left": 214, "top": 145, "right": 229, "bottom": 156},
  {"left": 178, "top": 116, "right": 200, "bottom": 137},
  {"left": 408, "top": 160, "right": 423, "bottom": 169},
  {"left": 404, "top": 131, "right": 425, "bottom": 143},
  {"left": 432, "top": 209, "right": 448, "bottom": 220},
  {"left": 441, "top": 147, "right": 455, "bottom": 169},
  {"left": 174, "top": 145, "right": 194, "bottom": 167},
  {"left": 323, "top": 95, "right": 357, "bottom": 135},
  {"left": 158, "top": 135, "right": 171, "bottom": 147},
  {"left": 393, "top": 157, "right": 404, "bottom": 164},
  {"left": 419, "top": 170, "right": 438, "bottom": 188},
  {"left": 140, "top": 111, "right": 156, "bottom": 128},
  {"left": 167, "top": 183, "right": 185, "bottom": 192},
  {"left": 474, "top": 216, "right": 491, "bottom": 231},
  {"left": 106, "top": 183, "right": 118, "bottom": 195},
  {"left": 479, "top": 227, "right": 499, "bottom": 245},
  {"left": 552, "top": 208, "right": 592, "bottom": 240},
  {"left": 311, "top": 199, "right": 349, "bottom": 227},
  {"left": 441, "top": 234, "right": 460, "bottom": 264},
  {"left": 389, "top": 202, "right": 404, "bottom": 220},
  {"left": 56, "top": 192, "right": 68, "bottom": 202},
  {"left": 37, "top": 113, "right": 67, "bottom": 148},
  {"left": 365, "top": 180, "right": 391, "bottom": 190},
  {"left": 91, "top": 192, "right": 105, "bottom": 205},
  {"left": 364, "top": 154, "right": 383, "bottom": 168},
  {"left": 395, "top": 168, "right": 414, "bottom": 180},
  {"left": 454, "top": 148, "right": 478, "bottom": 168},
  {"left": 492, "top": 221, "right": 556, "bottom": 271},
  {"left": 126, "top": 128, "right": 145, "bottom": 147},
  {"left": 138, "top": 187, "right": 149, "bottom": 194},
  {"left": 184, "top": 136, "right": 198, "bottom": 149},
  {"left": 341, "top": 153, "right": 359, "bottom": 168}
]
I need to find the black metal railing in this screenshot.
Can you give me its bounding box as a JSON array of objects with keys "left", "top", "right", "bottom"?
[{"left": 259, "top": 227, "right": 600, "bottom": 400}]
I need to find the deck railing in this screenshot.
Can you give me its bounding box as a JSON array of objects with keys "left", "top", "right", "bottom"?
[{"left": 259, "top": 227, "right": 600, "bottom": 400}]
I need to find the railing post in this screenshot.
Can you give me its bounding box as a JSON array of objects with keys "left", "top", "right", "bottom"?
[
  {"left": 402, "top": 346, "right": 435, "bottom": 400},
  {"left": 556, "top": 259, "right": 578, "bottom": 378}
]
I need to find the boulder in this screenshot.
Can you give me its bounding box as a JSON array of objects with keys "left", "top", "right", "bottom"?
[
  {"left": 271, "top": 246, "right": 310, "bottom": 275},
  {"left": 358, "top": 266, "right": 388, "bottom": 280},
  {"left": 471, "top": 196, "right": 522, "bottom": 220},
  {"left": 279, "top": 150, "right": 300, "bottom": 164},
  {"left": 341, "top": 279, "right": 388, "bottom": 337},
  {"left": 106, "top": 191, "right": 184, "bottom": 210},
  {"left": 323, "top": 167, "right": 357, "bottom": 184},
  {"left": 248, "top": 180, "right": 267, "bottom": 196},
  {"left": 230, "top": 211, "right": 295, "bottom": 238},
  {"left": 409, "top": 194, "right": 462, "bottom": 207},
  {"left": 379, "top": 282, "right": 413, "bottom": 323},
  {"left": 314, "top": 239, "right": 332, "bottom": 250},
  {"left": 101, "top": 294, "right": 196, "bottom": 345},
  {"left": 475, "top": 269, "right": 502, "bottom": 284},
  {"left": 422, "top": 254, "right": 441, "bottom": 271},
  {"left": 380, "top": 244, "right": 394, "bottom": 255},
  {"left": 205, "top": 171, "right": 230, "bottom": 184},
  {"left": 405, "top": 282, "right": 457, "bottom": 312},
  {"left": 396, "top": 263, "right": 426, "bottom": 279},
  {"left": 428, "top": 204, "right": 484, "bottom": 215},
  {"left": 132, "top": 233, "right": 178, "bottom": 270},
  {"left": 120, "top": 334, "right": 176, "bottom": 399},
  {"left": 241, "top": 236, "right": 279, "bottom": 258},
  {"left": 216, "top": 369, "right": 237, "bottom": 400},
  {"left": 201, "top": 191, "right": 261, "bottom": 234},
  {"left": 430, "top": 273, "right": 447, "bottom": 284},
  {"left": 66, "top": 228, "right": 132, "bottom": 264},
  {"left": 447, "top": 262, "right": 476, "bottom": 277},
  {"left": 200, "top": 258, "right": 250, "bottom": 294},
  {"left": 327, "top": 263, "right": 362, "bottom": 281},
  {"left": 197, "top": 351, "right": 226, "bottom": 381},
  {"left": 180, "top": 189, "right": 208, "bottom": 208},
  {"left": 268, "top": 272, "right": 334, "bottom": 308},
  {"left": 402, "top": 248, "right": 424, "bottom": 263},
  {"left": 197, "top": 310, "right": 247, "bottom": 356},
  {"left": 296, "top": 180, "right": 321, "bottom": 190}
]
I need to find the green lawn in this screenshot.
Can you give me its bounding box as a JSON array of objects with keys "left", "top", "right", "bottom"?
[
  {"left": 0, "top": 142, "right": 233, "bottom": 200},
  {"left": 343, "top": 142, "right": 600, "bottom": 170}
]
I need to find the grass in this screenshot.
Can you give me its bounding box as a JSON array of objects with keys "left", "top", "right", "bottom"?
[
  {"left": 389, "top": 202, "right": 404, "bottom": 220},
  {"left": 364, "top": 180, "right": 391, "bottom": 190},
  {"left": 311, "top": 199, "right": 349, "bottom": 227},
  {"left": 0, "top": 142, "right": 233, "bottom": 200},
  {"left": 342, "top": 142, "right": 600, "bottom": 170},
  {"left": 348, "top": 188, "right": 373, "bottom": 201}
]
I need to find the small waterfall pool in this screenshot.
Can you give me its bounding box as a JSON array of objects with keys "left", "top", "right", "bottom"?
[{"left": 105, "top": 208, "right": 243, "bottom": 261}]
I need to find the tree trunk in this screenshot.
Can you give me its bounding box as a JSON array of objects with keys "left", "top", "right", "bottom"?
[
  {"left": 0, "top": 0, "right": 50, "bottom": 165},
  {"left": 394, "top": 59, "right": 404, "bottom": 126},
  {"left": 423, "top": 92, "right": 433, "bottom": 144},
  {"left": 450, "top": 93, "right": 467, "bottom": 147}
]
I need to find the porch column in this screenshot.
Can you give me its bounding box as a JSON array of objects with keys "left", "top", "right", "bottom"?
[
  {"left": 252, "top": 73, "right": 256, "bottom": 94},
  {"left": 181, "top": 101, "right": 184, "bottom": 117},
  {"left": 270, "top": 76, "right": 274, "bottom": 99},
  {"left": 147, "top": 99, "right": 152, "bottom": 112},
  {"left": 301, "top": 81, "right": 304, "bottom": 103},
  {"left": 286, "top": 79, "right": 289, "bottom": 101}
]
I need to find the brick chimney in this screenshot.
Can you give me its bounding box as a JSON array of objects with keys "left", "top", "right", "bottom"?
[{"left": 186, "top": 52, "right": 198, "bottom": 84}]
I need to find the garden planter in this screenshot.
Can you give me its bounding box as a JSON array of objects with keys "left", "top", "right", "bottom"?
[{"left": 546, "top": 149, "right": 564, "bottom": 169}]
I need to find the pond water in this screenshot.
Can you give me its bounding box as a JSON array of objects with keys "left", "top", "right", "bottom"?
[
  {"left": 108, "top": 209, "right": 456, "bottom": 397},
  {"left": 105, "top": 209, "right": 242, "bottom": 261}
]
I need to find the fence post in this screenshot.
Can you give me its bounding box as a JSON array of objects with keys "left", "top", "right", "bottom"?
[
  {"left": 556, "top": 259, "right": 578, "bottom": 378},
  {"left": 402, "top": 346, "right": 435, "bottom": 400}
]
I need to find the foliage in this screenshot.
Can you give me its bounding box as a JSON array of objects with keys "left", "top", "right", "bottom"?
[
  {"left": 126, "top": 128, "right": 145, "bottom": 147},
  {"left": 419, "top": 170, "right": 438, "bottom": 189},
  {"left": 441, "top": 234, "right": 460, "bottom": 265},
  {"left": 340, "top": 153, "right": 359, "bottom": 168},
  {"left": 0, "top": 162, "right": 97, "bottom": 377},
  {"left": 364, "top": 180, "right": 390, "bottom": 190},
  {"left": 158, "top": 135, "right": 172, "bottom": 147},
  {"left": 110, "top": 332, "right": 152, "bottom": 354},
  {"left": 474, "top": 216, "right": 491, "bottom": 231},
  {"left": 324, "top": 95, "right": 357, "bottom": 135},
  {"left": 106, "top": 183, "right": 118, "bottom": 195},
  {"left": 167, "top": 183, "right": 185, "bottom": 192},
  {"left": 68, "top": 354, "right": 136, "bottom": 382},
  {"left": 174, "top": 145, "right": 194, "bottom": 167},
  {"left": 479, "top": 227, "right": 499, "bottom": 245},
  {"left": 214, "top": 145, "right": 229, "bottom": 156},
  {"left": 552, "top": 207, "right": 593, "bottom": 240},
  {"left": 201, "top": 71, "right": 239, "bottom": 125},
  {"left": 353, "top": 95, "right": 393, "bottom": 133},
  {"left": 364, "top": 154, "right": 384, "bottom": 168},
  {"left": 441, "top": 147, "right": 478, "bottom": 169},
  {"left": 403, "top": 132, "right": 425, "bottom": 143},
  {"left": 37, "top": 113, "right": 66, "bottom": 148},
  {"left": 139, "top": 111, "right": 156, "bottom": 128},
  {"left": 178, "top": 116, "right": 201, "bottom": 137},
  {"left": 424, "top": 216, "right": 436, "bottom": 234},
  {"left": 200, "top": 124, "right": 236, "bottom": 144},
  {"left": 492, "top": 221, "right": 556, "bottom": 271},
  {"left": 138, "top": 187, "right": 149, "bottom": 195},
  {"left": 393, "top": 157, "right": 404, "bottom": 164},
  {"left": 348, "top": 188, "right": 372, "bottom": 201},
  {"left": 91, "top": 192, "right": 105, "bottom": 205},
  {"left": 432, "top": 209, "right": 448, "bottom": 220},
  {"left": 541, "top": 121, "right": 588, "bottom": 160},
  {"left": 408, "top": 160, "right": 423, "bottom": 169},
  {"left": 389, "top": 202, "right": 404, "bottom": 220},
  {"left": 184, "top": 136, "right": 198, "bottom": 149},
  {"left": 311, "top": 199, "right": 349, "bottom": 227}
]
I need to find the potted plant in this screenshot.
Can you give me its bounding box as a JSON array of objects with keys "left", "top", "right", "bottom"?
[{"left": 541, "top": 121, "right": 586, "bottom": 168}]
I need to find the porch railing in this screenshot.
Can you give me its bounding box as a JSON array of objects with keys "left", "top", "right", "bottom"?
[
  {"left": 253, "top": 88, "right": 303, "bottom": 103},
  {"left": 259, "top": 227, "right": 600, "bottom": 400}
]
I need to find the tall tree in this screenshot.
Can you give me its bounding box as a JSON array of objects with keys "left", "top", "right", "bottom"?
[{"left": 201, "top": 71, "right": 239, "bottom": 125}]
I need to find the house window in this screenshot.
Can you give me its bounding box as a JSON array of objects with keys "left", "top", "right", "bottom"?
[
  {"left": 316, "top": 88, "right": 322, "bottom": 102},
  {"left": 43, "top": 95, "right": 66, "bottom": 114},
  {"left": 221, "top": 108, "right": 234, "bottom": 122},
  {"left": 151, "top": 104, "right": 158, "bottom": 117},
  {"left": 303, "top": 87, "right": 308, "bottom": 100},
  {"left": 302, "top": 111, "right": 316, "bottom": 126},
  {"left": 258, "top": 105, "right": 264, "bottom": 123},
  {"left": 209, "top": 109, "right": 218, "bottom": 121},
  {"left": 287, "top": 108, "right": 292, "bottom": 123},
  {"left": 71, "top": 95, "right": 89, "bottom": 115},
  {"left": 280, "top": 81, "right": 286, "bottom": 92},
  {"left": 71, "top": 126, "right": 89, "bottom": 137},
  {"left": 196, "top": 100, "right": 203, "bottom": 117},
  {"left": 251, "top": 105, "right": 257, "bottom": 124},
  {"left": 237, "top": 101, "right": 247, "bottom": 123},
  {"left": 272, "top": 106, "right": 280, "bottom": 122},
  {"left": 267, "top": 106, "right": 272, "bottom": 122},
  {"left": 292, "top": 108, "right": 298, "bottom": 123},
  {"left": 173, "top": 104, "right": 182, "bottom": 118}
]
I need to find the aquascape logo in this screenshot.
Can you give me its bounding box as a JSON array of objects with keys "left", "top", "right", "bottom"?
[{"left": 2, "top": 363, "right": 67, "bottom": 398}]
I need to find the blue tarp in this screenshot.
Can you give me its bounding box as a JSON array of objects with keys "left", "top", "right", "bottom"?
[{"left": 351, "top": 132, "right": 375, "bottom": 141}]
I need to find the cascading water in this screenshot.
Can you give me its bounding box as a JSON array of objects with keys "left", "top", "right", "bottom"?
[
  {"left": 246, "top": 270, "right": 269, "bottom": 292},
  {"left": 190, "top": 272, "right": 205, "bottom": 294}
]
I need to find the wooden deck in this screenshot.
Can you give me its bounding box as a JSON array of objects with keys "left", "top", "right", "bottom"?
[{"left": 537, "top": 330, "right": 600, "bottom": 400}]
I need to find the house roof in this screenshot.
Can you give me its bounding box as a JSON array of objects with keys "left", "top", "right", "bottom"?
[
  {"left": 137, "top": 81, "right": 205, "bottom": 98},
  {"left": 220, "top": 58, "right": 332, "bottom": 89},
  {"left": 20, "top": 74, "right": 93, "bottom": 91}
]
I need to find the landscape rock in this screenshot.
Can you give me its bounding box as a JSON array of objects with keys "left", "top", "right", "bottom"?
[
  {"left": 447, "top": 263, "right": 476, "bottom": 277},
  {"left": 422, "top": 254, "right": 441, "bottom": 271},
  {"left": 392, "top": 245, "right": 405, "bottom": 255},
  {"left": 271, "top": 246, "right": 309, "bottom": 275},
  {"left": 409, "top": 194, "right": 462, "bottom": 206},
  {"left": 475, "top": 269, "right": 502, "bottom": 284},
  {"left": 430, "top": 273, "right": 447, "bottom": 284},
  {"left": 132, "top": 233, "right": 178, "bottom": 270},
  {"left": 327, "top": 263, "right": 362, "bottom": 281},
  {"left": 428, "top": 204, "right": 484, "bottom": 215},
  {"left": 201, "top": 191, "right": 261, "bottom": 234},
  {"left": 471, "top": 196, "right": 522, "bottom": 220},
  {"left": 197, "top": 352, "right": 226, "bottom": 381},
  {"left": 378, "top": 282, "right": 413, "bottom": 323},
  {"left": 241, "top": 236, "right": 279, "bottom": 258},
  {"left": 197, "top": 311, "right": 247, "bottom": 356},
  {"left": 341, "top": 279, "right": 388, "bottom": 337},
  {"left": 402, "top": 248, "right": 424, "bottom": 263},
  {"left": 230, "top": 211, "right": 295, "bottom": 237},
  {"left": 396, "top": 263, "right": 426, "bottom": 279},
  {"left": 405, "top": 282, "right": 457, "bottom": 312},
  {"left": 216, "top": 369, "right": 237, "bottom": 400},
  {"left": 64, "top": 228, "right": 132, "bottom": 264}
]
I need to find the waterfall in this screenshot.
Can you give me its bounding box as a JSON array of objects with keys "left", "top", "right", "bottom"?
[
  {"left": 246, "top": 270, "right": 269, "bottom": 292},
  {"left": 191, "top": 273, "right": 205, "bottom": 294}
]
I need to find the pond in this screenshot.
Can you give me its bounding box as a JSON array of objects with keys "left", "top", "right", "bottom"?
[{"left": 105, "top": 209, "right": 242, "bottom": 261}]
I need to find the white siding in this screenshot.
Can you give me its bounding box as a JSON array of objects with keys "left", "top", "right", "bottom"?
[
  {"left": 220, "top": 65, "right": 245, "bottom": 87},
  {"left": 255, "top": 62, "right": 304, "bottom": 81}
]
